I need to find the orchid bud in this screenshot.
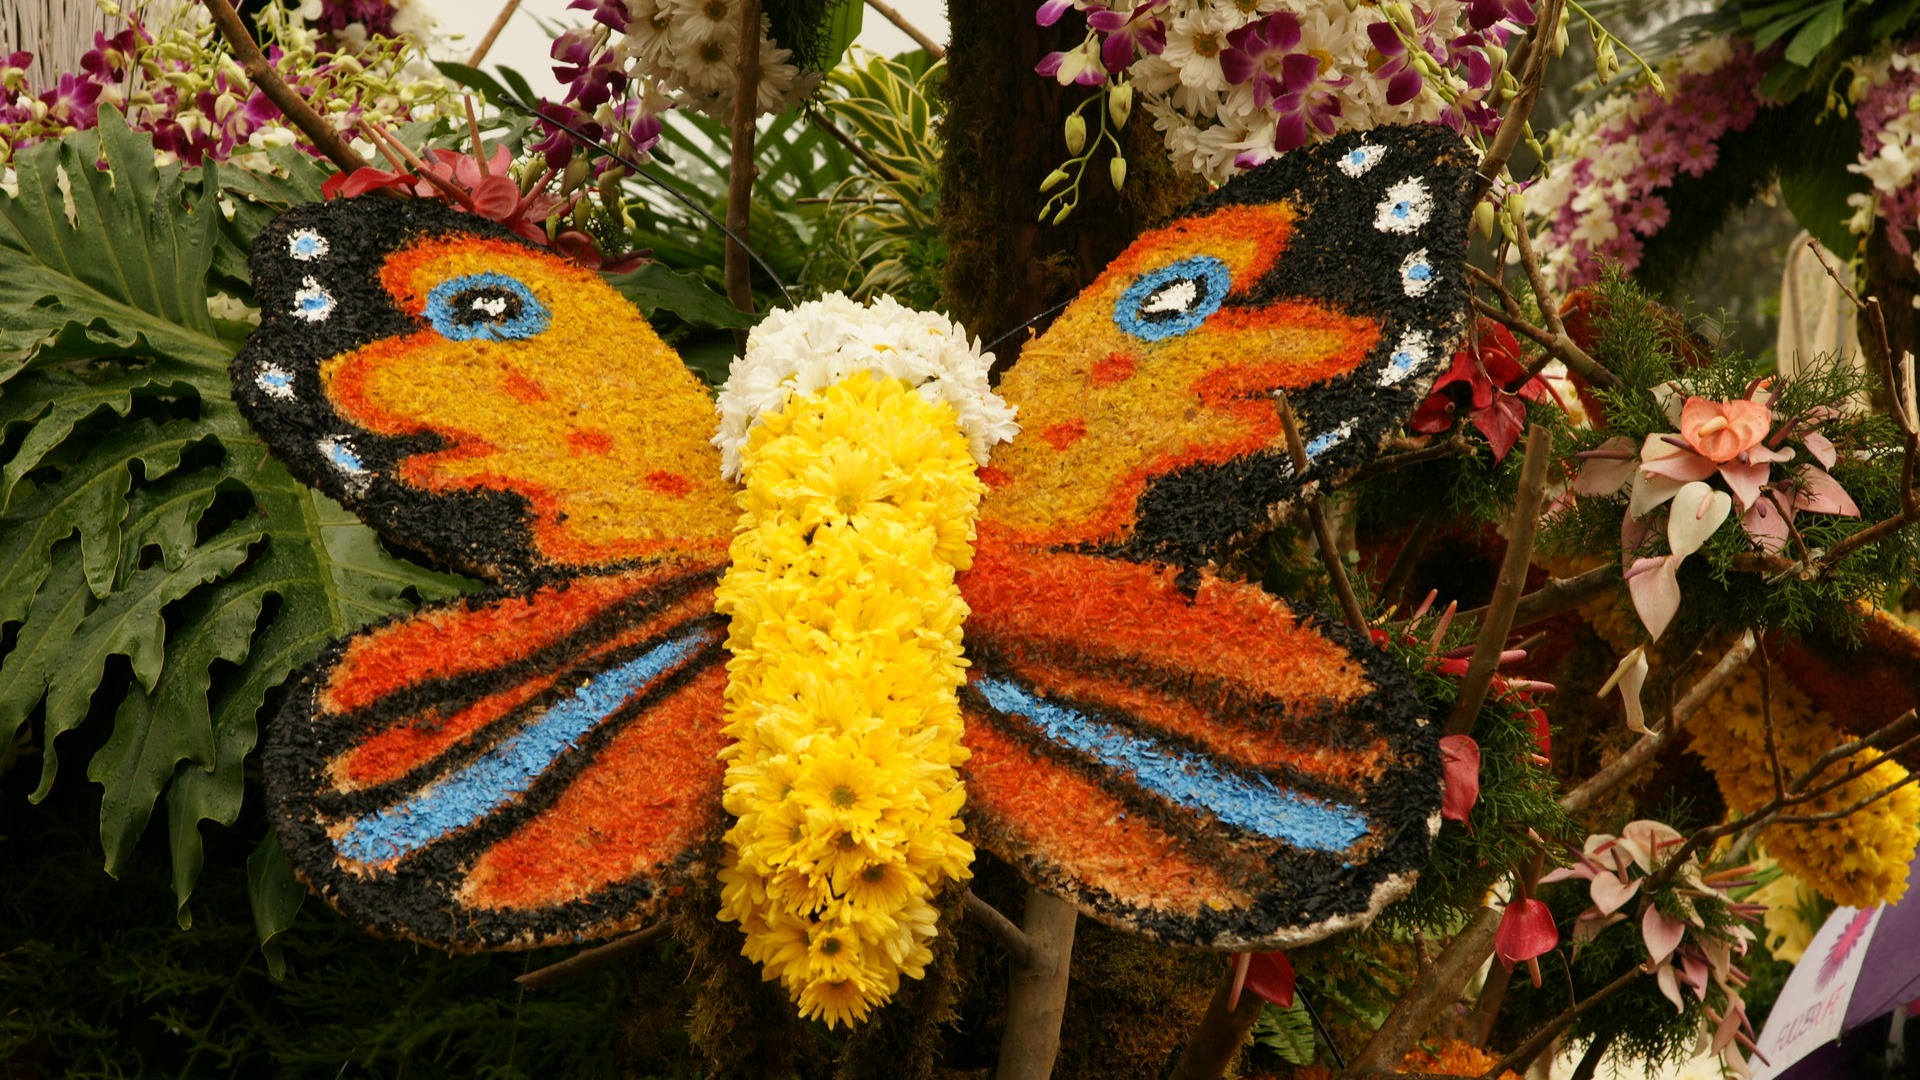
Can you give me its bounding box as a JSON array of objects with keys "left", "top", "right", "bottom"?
[
  {"left": 1051, "top": 203, "right": 1072, "bottom": 225},
  {"left": 213, "top": 91, "right": 239, "bottom": 122},
  {"left": 1064, "top": 113, "right": 1087, "bottom": 155},
  {"left": 1039, "top": 167, "right": 1070, "bottom": 193},
  {"left": 562, "top": 154, "right": 592, "bottom": 195},
  {"left": 571, "top": 199, "right": 592, "bottom": 230},
  {"left": 1384, "top": 2, "right": 1417, "bottom": 34},
  {"left": 98, "top": 84, "right": 126, "bottom": 110},
  {"left": 1109, "top": 155, "right": 1127, "bottom": 191},
  {"left": 1472, "top": 199, "right": 1496, "bottom": 239},
  {"left": 1108, "top": 82, "right": 1133, "bottom": 129},
  {"left": 1648, "top": 71, "right": 1668, "bottom": 97},
  {"left": 1553, "top": 9, "right": 1569, "bottom": 55},
  {"left": 1595, "top": 40, "right": 1620, "bottom": 83}
]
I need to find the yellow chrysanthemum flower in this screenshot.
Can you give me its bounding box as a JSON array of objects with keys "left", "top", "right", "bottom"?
[{"left": 713, "top": 370, "right": 992, "bottom": 1027}]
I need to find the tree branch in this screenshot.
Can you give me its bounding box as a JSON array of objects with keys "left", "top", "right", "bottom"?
[
  {"left": 1457, "top": 563, "right": 1617, "bottom": 631},
  {"left": 1479, "top": 963, "right": 1645, "bottom": 1080},
  {"left": 1343, "top": 906, "right": 1502, "bottom": 1078},
  {"left": 1168, "top": 962, "right": 1268, "bottom": 1080},
  {"left": 1471, "top": 0, "right": 1562, "bottom": 202},
  {"left": 963, "top": 889, "right": 1032, "bottom": 968},
  {"left": 1559, "top": 632, "right": 1758, "bottom": 813},
  {"left": 1446, "top": 424, "right": 1552, "bottom": 736},
  {"left": 995, "top": 889, "right": 1078, "bottom": 1080},
  {"left": 724, "top": 0, "right": 764, "bottom": 327},
  {"left": 516, "top": 921, "right": 670, "bottom": 991},
  {"left": 1279, "top": 391, "right": 1371, "bottom": 636},
  {"left": 865, "top": 0, "right": 946, "bottom": 57}
]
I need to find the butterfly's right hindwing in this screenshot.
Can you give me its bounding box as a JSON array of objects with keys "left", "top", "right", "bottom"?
[{"left": 266, "top": 561, "right": 730, "bottom": 950}]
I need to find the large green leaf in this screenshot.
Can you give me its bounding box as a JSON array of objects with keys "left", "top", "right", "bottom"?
[
  {"left": 0, "top": 119, "right": 477, "bottom": 928},
  {"left": 0, "top": 109, "right": 230, "bottom": 373}
]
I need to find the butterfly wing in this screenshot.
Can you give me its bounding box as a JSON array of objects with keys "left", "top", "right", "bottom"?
[
  {"left": 266, "top": 560, "right": 731, "bottom": 949},
  {"left": 234, "top": 196, "right": 735, "bottom": 583},
  {"left": 958, "top": 544, "right": 1438, "bottom": 950},
  {"left": 980, "top": 125, "right": 1476, "bottom": 568}
]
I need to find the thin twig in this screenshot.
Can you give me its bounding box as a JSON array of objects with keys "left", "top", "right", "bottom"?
[
  {"left": 963, "top": 890, "right": 1033, "bottom": 968},
  {"left": 1348, "top": 436, "right": 1476, "bottom": 484},
  {"left": 1471, "top": 0, "right": 1563, "bottom": 201},
  {"left": 516, "top": 921, "right": 670, "bottom": 990},
  {"left": 1277, "top": 392, "right": 1370, "bottom": 636},
  {"left": 1445, "top": 424, "right": 1552, "bottom": 736},
  {"left": 804, "top": 106, "right": 902, "bottom": 182},
  {"left": 1559, "top": 632, "right": 1758, "bottom": 813},
  {"left": 864, "top": 0, "right": 945, "bottom": 57},
  {"left": 465, "top": 0, "right": 523, "bottom": 67},
  {"left": 1380, "top": 515, "right": 1442, "bottom": 610},
  {"left": 201, "top": 0, "right": 368, "bottom": 173},
  {"left": 1457, "top": 563, "right": 1617, "bottom": 630},
  {"left": 1479, "top": 963, "right": 1645, "bottom": 1080},
  {"left": 724, "top": 0, "right": 764, "bottom": 328}
]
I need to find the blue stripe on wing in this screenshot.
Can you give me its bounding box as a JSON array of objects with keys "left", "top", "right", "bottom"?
[
  {"left": 974, "top": 676, "right": 1370, "bottom": 854},
  {"left": 336, "top": 626, "right": 718, "bottom": 866}
]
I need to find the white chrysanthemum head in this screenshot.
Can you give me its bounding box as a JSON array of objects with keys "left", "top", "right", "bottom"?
[{"left": 713, "top": 293, "right": 1020, "bottom": 481}]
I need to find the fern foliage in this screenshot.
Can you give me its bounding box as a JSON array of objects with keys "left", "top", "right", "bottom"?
[{"left": 0, "top": 110, "right": 474, "bottom": 931}]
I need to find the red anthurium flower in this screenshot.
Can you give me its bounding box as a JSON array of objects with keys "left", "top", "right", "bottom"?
[
  {"left": 1494, "top": 895, "right": 1559, "bottom": 974},
  {"left": 1228, "top": 950, "right": 1296, "bottom": 1011},
  {"left": 1439, "top": 734, "right": 1480, "bottom": 823},
  {"left": 1409, "top": 321, "right": 1548, "bottom": 461}
]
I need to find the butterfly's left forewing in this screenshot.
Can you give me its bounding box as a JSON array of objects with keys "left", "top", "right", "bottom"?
[{"left": 269, "top": 561, "right": 731, "bottom": 949}]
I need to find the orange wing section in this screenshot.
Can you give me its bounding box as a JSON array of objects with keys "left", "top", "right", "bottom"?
[
  {"left": 978, "top": 203, "right": 1380, "bottom": 551},
  {"left": 324, "top": 236, "right": 736, "bottom": 566}
]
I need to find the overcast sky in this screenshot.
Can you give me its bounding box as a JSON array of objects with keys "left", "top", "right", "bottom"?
[{"left": 420, "top": 0, "right": 949, "bottom": 101}]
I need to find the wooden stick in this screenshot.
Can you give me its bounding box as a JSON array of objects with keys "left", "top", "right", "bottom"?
[
  {"left": 724, "top": 0, "right": 764, "bottom": 326},
  {"left": 1471, "top": 0, "right": 1562, "bottom": 202},
  {"left": 1168, "top": 963, "right": 1267, "bottom": 1080},
  {"left": 201, "top": 0, "right": 369, "bottom": 173},
  {"left": 1445, "top": 424, "right": 1551, "bottom": 736},
  {"left": 1277, "top": 391, "right": 1371, "bottom": 637},
  {"left": 963, "top": 890, "right": 1033, "bottom": 968},
  {"left": 994, "top": 889, "right": 1078, "bottom": 1080},
  {"left": 1479, "top": 963, "right": 1645, "bottom": 1079},
  {"left": 1558, "top": 631, "right": 1757, "bottom": 813},
  {"left": 1457, "top": 563, "right": 1616, "bottom": 631},
  {"left": 1344, "top": 906, "right": 1502, "bottom": 1077},
  {"left": 864, "top": 0, "right": 946, "bottom": 58},
  {"left": 516, "top": 921, "right": 670, "bottom": 991},
  {"left": 466, "top": 0, "right": 523, "bottom": 67}
]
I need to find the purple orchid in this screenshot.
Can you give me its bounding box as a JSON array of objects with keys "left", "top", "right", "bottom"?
[
  {"left": 1366, "top": 19, "right": 1428, "bottom": 106},
  {"left": 1087, "top": 2, "right": 1168, "bottom": 72}
]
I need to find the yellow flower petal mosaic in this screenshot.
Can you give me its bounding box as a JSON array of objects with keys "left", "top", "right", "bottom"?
[{"left": 710, "top": 297, "right": 1015, "bottom": 1027}]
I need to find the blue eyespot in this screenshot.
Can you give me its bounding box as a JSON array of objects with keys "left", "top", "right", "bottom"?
[
  {"left": 424, "top": 272, "right": 551, "bottom": 342},
  {"left": 1112, "top": 255, "right": 1232, "bottom": 342}
]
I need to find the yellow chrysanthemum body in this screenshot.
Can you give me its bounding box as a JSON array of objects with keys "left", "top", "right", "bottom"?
[
  {"left": 714, "top": 371, "right": 980, "bottom": 1028},
  {"left": 1695, "top": 665, "right": 1919, "bottom": 908}
]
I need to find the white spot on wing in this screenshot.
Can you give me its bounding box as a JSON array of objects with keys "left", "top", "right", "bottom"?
[
  {"left": 1338, "top": 143, "right": 1386, "bottom": 178},
  {"left": 1375, "top": 177, "right": 1433, "bottom": 234},
  {"left": 1379, "top": 330, "right": 1434, "bottom": 386},
  {"left": 1400, "top": 248, "right": 1436, "bottom": 297},
  {"left": 291, "top": 277, "right": 334, "bottom": 323},
  {"left": 256, "top": 364, "right": 295, "bottom": 400},
  {"left": 287, "top": 228, "right": 329, "bottom": 261}
]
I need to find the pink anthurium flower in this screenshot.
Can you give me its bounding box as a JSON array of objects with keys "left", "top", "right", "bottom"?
[
  {"left": 1680, "top": 397, "right": 1771, "bottom": 463},
  {"left": 1227, "top": 950, "right": 1295, "bottom": 1010},
  {"left": 1668, "top": 481, "right": 1732, "bottom": 557},
  {"left": 1598, "top": 645, "right": 1650, "bottom": 734},
  {"left": 1438, "top": 734, "right": 1481, "bottom": 823},
  {"left": 1642, "top": 903, "right": 1688, "bottom": 965}
]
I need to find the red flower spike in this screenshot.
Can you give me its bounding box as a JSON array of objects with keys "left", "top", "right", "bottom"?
[
  {"left": 1439, "top": 734, "right": 1481, "bottom": 823},
  {"left": 1495, "top": 896, "right": 1559, "bottom": 971},
  {"left": 1243, "top": 950, "right": 1296, "bottom": 1007}
]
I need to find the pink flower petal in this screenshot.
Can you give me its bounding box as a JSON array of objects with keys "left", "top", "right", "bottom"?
[
  {"left": 1574, "top": 436, "right": 1639, "bottom": 496},
  {"left": 1668, "top": 481, "right": 1731, "bottom": 558},
  {"left": 1803, "top": 430, "right": 1837, "bottom": 469},
  {"left": 1791, "top": 466, "right": 1860, "bottom": 517},
  {"left": 1717, "top": 460, "right": 1771, "bottom": 512},
  {"left": 1656, "top": 959, "right": 1685, "bottom": 1011},
  {"left": 1626, "top": 554, "right": 1683, "bottom": 640},
  {"left": 1590, "top": 872, "right": 1641, "bottom": 915},
  {"left": 1642, "top": 904, "right": 1687, "bottom": 965},
  {"left": 1742, "top": 493, "right": 1792, "bottom": 554}
]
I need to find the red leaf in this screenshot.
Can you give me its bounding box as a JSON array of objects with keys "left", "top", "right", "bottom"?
[
  {"left": 1244, "top": 950, "right": 1295, "bottom": 1007},
  {"left": 1439, "top": 734, "right": 1481, "bottom": 822}
]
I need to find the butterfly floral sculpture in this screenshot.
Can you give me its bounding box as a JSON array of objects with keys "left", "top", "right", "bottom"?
[{"left": 233, "top": 125, "right": 1477, "bottom": 1025}]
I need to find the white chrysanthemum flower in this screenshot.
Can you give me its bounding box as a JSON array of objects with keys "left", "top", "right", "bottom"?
[{"left": 713, "top": 294, "right": 1019, "bottom": 481}]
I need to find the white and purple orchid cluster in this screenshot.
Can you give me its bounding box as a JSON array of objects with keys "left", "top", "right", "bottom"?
[
  {"left": 1031, "top": 0, "right": 1535, "bottom": 183},
  {"left": 529, "top": 0, "right": 817, "bottom": 176},
  {"left": 0, "top": 3, "right": 448, "bottom": 169},
  {"left": 1527, "top": 41, "right": 1765, "bottom": 292},
  {"left": 1848, "top": 42, "right": 1920, "bottom": 298}
]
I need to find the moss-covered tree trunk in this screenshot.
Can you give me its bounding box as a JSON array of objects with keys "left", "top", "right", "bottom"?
[{"left": 939, "top": 0, "right": 1202, "bottom": 345}]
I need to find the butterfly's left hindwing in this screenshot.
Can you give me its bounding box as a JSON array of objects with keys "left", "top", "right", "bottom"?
[
  {"left": 958, "top": 545, "right": 1439, "bottom": 950},
  {"left": 266, "top": 562, "right": 730, "bottom": 949}
]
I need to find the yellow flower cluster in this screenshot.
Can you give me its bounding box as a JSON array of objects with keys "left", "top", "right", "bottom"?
[
  {"left": 1696, "top": 665, "right": 1920, "bottom": 908},
  {"left": 713, "top": 371, "right": 980, "bottom": 1028}
]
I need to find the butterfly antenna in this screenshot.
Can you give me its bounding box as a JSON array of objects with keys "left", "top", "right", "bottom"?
[
  {"left": 983, "top": 299, "right": 1071, "bottom": 357},
  {"left": 500, "top": 94, "right": 796, "bottom": 309}
]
